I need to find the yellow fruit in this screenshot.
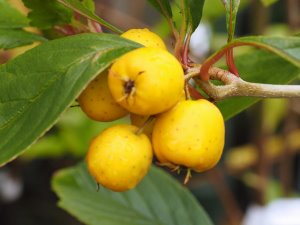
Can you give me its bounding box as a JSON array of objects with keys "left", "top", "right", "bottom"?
[
  {"left": 108, "top": 47, "right": 184, "bottom": 115},
  {"left": 121, "top": 28, "right": 166, "bottom": 49},
  {"left": 78, "top": 71, "right": 128, "bottom": 122},
  {"left": 152, "top": 99, "right": 225, "bottom": 172},
  {"left": 86, "top": 124, "right": 153, "bottom": 192}
]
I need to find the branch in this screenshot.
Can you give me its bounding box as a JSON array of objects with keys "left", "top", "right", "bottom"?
[{"left": 186, "top": 66, "right": 300, "bottom": 101}]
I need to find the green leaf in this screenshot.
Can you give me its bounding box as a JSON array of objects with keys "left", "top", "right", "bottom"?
[
  {"left": 218, "top": 49, "right": 300, "bottom": 120},
  {"left": 231, "top": 36, "right": 300, "bottom": 67},
  {"left": 223, "top": 0, "right": 240, "bottom": 42},
  {"left": 0, "top": 0, "right": 29, "bottom": 28},
  {"left": 202, "top": 36, "right": 300, "bottom": 79},
  {"left": 22, "top": 0, "right": 73, "bottom": 29},
  {"left": 52, "top": 163, "right": 213, "bottom": 225},
  {"left": 183, "top": 0, "right": 206, "bottom": 31},
  {"left": 177, "top": 0, "right": 205, "bottom": 33},
  {"left": 57, "top": 0, "right": 122, "bottom": 33},
  {"left": 148, "top": 0, "right": 173, "bottom": 20},
  {"left": 0, "top": 29, "right": 47, "bottom": 50},
  {"left": 0, "top": 33, "right": 139, "bottom": 166},
  {"left": 81, "top": 0, "right": 95, "bottom": 12}
]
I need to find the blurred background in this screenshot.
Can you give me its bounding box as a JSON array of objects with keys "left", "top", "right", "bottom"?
[{"left": 1, "top": 0, "right": 300, "bottom": 225}]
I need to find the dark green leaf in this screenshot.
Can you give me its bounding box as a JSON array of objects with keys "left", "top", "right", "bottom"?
[
  {"left": 183, "top": 0, "right": 205, "bottom": 31},
  {"left": 58, "top": 0, "right": 122, "bottom": 33},
  {"left": 218, "top": 49, "right": 300, "bottom": 120},
  {"left": 186, "top": 0, "right": 205, "bottom": 31},
  {"left": 0, "top": 33, "right": 139, "bottom": 166},
  {"left": 52, "top": 163, "right": 213, "bottom": 225},
  {"left": 22, "top": 0, "right": 73, "bottom": 29},
  {"left": 223, "top": 0, "right": 240, "bottom": 41},
  {"left": 81, "top": 0, "right": 95, "bottom": 12},
  {"left": 0, "top": 29, "right": 46, "bottom": 50},
  {"left": 0, "top": 0, "right": 29, "bottom": 28},
  {"left": 148, "top": 0, "right": 173, "bottom": 19}
]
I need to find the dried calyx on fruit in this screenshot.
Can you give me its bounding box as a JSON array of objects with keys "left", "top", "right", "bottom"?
[{"left": 108, "top": 47, "right": 184, "bottom": 116}]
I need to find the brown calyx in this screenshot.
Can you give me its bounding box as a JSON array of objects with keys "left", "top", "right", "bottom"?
[{"left": 124, "top": 80, "right": 135, "bottom": 95}]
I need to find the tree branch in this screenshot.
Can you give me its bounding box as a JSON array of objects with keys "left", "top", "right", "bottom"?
[{"left": 186, "top": 66, "right": 300, "bottom": 101}]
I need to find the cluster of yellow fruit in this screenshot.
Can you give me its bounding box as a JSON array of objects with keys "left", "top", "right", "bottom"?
[{"left": 79, "top": 28, "right": 225, "bottom": 192}]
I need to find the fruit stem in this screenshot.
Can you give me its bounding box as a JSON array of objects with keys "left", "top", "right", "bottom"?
[
  {"left": 96, "top": 182, "right": 100, "bottom": 192},
  {"left": 188, "top": 84, "right": 205, "bottom": 99},
  {"left": 181, "top": 29, "right": 192, "bottom": 68},
  {"left": 184, "top": 169, "right": 192, "bottom": 184},
  {"left": 184, "top": 82, "right": 192, "bottom": 100},
  {"left": 156, "top": 162, "right": 179, "bottom": 170},
  {"left": 135, "top": 116, "right": 156, "bottom": 135}
]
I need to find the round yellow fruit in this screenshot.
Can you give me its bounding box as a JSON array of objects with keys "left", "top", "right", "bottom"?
[
  {"left": 121, "top": 28, "right": 166, "bottom": 49},
  {"left": 108, "top": 47, "right": 184, "bottom": 115},
  {"left": 86, "top": 124, "right": 153, "bottom": 192},
  {"left": 152, "top": 99, "right": 225, "bottom": 172},
  {"left": 78, "top": 71, "right": 128, "bottom": 122}
]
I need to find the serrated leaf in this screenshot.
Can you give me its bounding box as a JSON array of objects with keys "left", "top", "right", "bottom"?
[
  {"left": 218, "top": 49, "right": 300, "bottom": 120},
  {"left": 0, "top": 33, "right": 139, "bottom": 166},
  {"left": 58, "top": 0, "right": 122, "bottom": 33},
  {"left": 52, "top": 163, "right": 213, "bottom": 225},
  {"left": 0, "top": 0, "right": 29, "bottom": 28},
  {"left": 223, "top": 0, "right": 240, "bottom": 41},
  {"left": 22, "top": 0, "right": 73, "bottom": 29},
  {"left": 0, "top": 29, "right": 46, "bottom": 50}
]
